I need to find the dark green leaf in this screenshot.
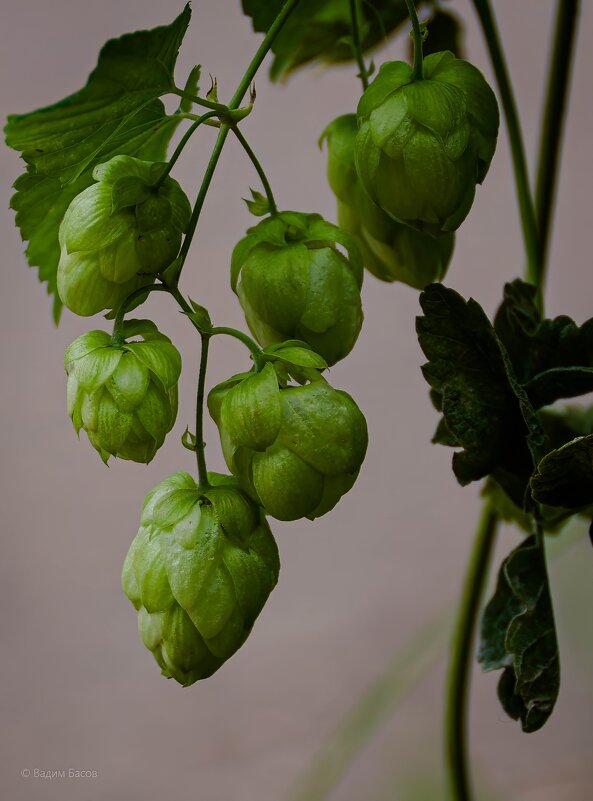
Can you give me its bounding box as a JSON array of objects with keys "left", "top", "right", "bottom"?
[
  {"left": 525, "top": 367, "right": 593, "bottom": 409},
  {"left": 479, "top": 535, "right": 559, "bottom": 733},
  {"left": 6, "top": 6, "right": 190, "bottom": 182},
  {"left": 494, "top": 279, "right": 593, "bottom": 407},
  {"left": 531, "top": 434, "right": 593, "bottom": 509},
  {"left": 6, "top": 7, "right": 190, "bottom": 320},
  {"left": 417, "top": 284, "right": 547, "bottom": 506},
  {"left": 241, "top": 0, "right": 409, "bottom": 81}
]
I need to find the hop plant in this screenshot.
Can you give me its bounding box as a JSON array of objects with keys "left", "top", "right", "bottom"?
[
  {"left": 65, "top": 319, "right": 181, "bottom": 463},
  {"left": 355, "top": 52, "right": 499, "bottom": 234},
  {"left": 208, "top": 362, "right": 368, "bottom": 521},
  {"left": 321, "top": 113, "right": 454, "bottom": 288},
  {"left": 57, "top": 155, "right": 191, "bottom": 316},
  {"left": 231, "top": 210, "right": 363, "bottom": 366},
  {"left": 122, "top": 472, "right": 280, "bottom": 686}
]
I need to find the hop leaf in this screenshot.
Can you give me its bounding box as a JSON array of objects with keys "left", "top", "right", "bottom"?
[
  {"left": 241, "top": 0, "right": 409, "bottom": 82},
  {"left": 6, "top": 6, "right": 192, "bottom": 321}
]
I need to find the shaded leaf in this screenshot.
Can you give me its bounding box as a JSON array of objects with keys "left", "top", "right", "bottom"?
[
  {"left": 417, "top": 284, "right": 547, "bottom": 506},
  {"left": 494, "top": 279, "right": 593, "bottom": 407},
  {"left": 479, "top": 535, "right": 559, "bottom": 733},
  {"left": 531, "top": 435, "right": 593, "bottom": 509},
  {"left": 241, "top": 0, "right": 409, "bottom": 82}
]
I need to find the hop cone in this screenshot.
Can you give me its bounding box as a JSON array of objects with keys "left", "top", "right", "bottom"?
[
  {"left": 122, "top": 472, "right": 280, "bottom": 686},
  {"left": 321, "top": 113, "right": 454, "bottom": 288},
  {"left": 208, "top": 363, "right": 368, "bottom": 521},
  {"left": 232, "top": 210, "right": 363, "bottom": 366},
  {"left": 57, "top": 155, "right": 191, "bottom": 316},
  {"left": 355, "top": 52, "right": 499, "bottom": 234},
  {"left": 65, "top": 319, "right": 181, "bottom": 463}
]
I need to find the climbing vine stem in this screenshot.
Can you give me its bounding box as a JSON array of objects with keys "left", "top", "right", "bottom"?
[
  {"left": 471, "top": 0, "right": 541, "bottom": 309},
  {"left": 405, "top": 0, "right": 424, "bottom": 81},
  {"left": 195, "top": 332, "right": 211, "bottom": 487},
  {"left": 231, "top": 125, "right": 278, "bottom": 215},
  {"left": 349, "top": 0, "right": 370, "bottom": 91},
  {"left": 535, "top": 0, "right": 580, "bottom": 288}
]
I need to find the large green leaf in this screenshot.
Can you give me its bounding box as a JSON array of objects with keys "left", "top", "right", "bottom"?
[
  {"left": 6, "top": 6, "right": 191, "bottom": 321},
  {"left": 241, "top": 0, "right": 409, "bottom": 81},
  {"left": 479, "top": 535, "right": 559, "bottom": 733},
  {"left": 416, "top": 283, "right": 547, "bottom": 507},
  {"left": 494, "top": 279, "right": 593, "bottom": 408}
]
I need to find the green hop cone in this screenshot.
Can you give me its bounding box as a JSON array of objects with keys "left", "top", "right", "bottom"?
[
  {"left": 231, "top": 210, "right": 363, "bottom": 366},
  {"left": 57, "top": 155, "right": 191, "bottom": 316},
  {"left": 122, "top": 472, "right": 279, "bottom": 686},
  {"left": 321, "top": 113, "right": 454, "bottom": 288},
  {"left": 65, "top": 319, "right": 181, "bottom": 463},
  {"left": 208, "top": 362, "right": 368, "bottom": 521},
  {"left": 355, "top": 52, "right": 499, "bottom": 234}
]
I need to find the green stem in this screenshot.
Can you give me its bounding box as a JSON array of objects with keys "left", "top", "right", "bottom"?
[
  {"left": 195, "top": 333, "right": 211, "bottom": 487},
  {"left": 444, "top": 503, "right": 499, "bottom": 801},
  {"left": 471, "top": 0, "right": 541, "bottom": 308},
  {"left": 535, "top": 0, "right": 580, "bottom": 287},
  {"left": 349, "top": 0, "right": 370, "bottom": 91},
  {"left": 405, "top": 0, "right": 424, "bottom": 80},
  {"left": 155, "top": 111, "right": 220, "bottom": 189},
  {"left": 173, "top": 0, "right": 302, "bottom": 284},
  {"left": 211, "top": 326, "right": 265, "bottom": 370},
  {"left": 111, "top": 283, "right": 171, "bottom": 346},
  {"left": 231, "top": 125, "right": 278, "bottom": 215},
  {"left": 170, "top": 86, "right": 229, "bottom": 115}
]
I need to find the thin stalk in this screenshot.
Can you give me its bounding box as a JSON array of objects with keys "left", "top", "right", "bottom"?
[
  {"left": 155, "top": 111, "right": 220, "bottom": 189},
  {"left": 231, "top": 125, "right": 278, "bottom": 215},
  {"left": 170, "top": 86, "right": 229, "bottom": 115},
  {"left": 444, "top": 503, "right": 499, "bottom": 801},
  {"left": 195, "top": 333, "right": 211, "bottom": 486},
  {"left": 405, "top": 0, "right": 424, "bottom": 80},
  {"left": 535, "top": 0, "right": 580, "bottom": 285},
  {"left": 111, "top": 283, "right": 171, "bottom": 346},
  {"left": 471, "top": 0, "right": 541, "bottom": 307},
  {"left": 174, "top": 0, "right": 302, "bottom": 284},
  {"left": 211, "top": 325, "right": 265, "bottom": 370},
  {"left": 349, "top": 0, "right": 370, "bottom": 91}
]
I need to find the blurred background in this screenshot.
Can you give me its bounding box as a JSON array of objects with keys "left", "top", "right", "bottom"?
[{"left": 1, "top": 1, "right": 592, "bottom": 799}]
